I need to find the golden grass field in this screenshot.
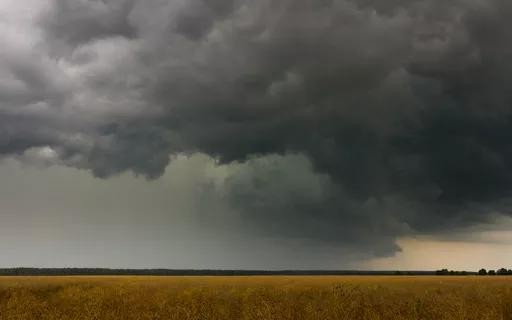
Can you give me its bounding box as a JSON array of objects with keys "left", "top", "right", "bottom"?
[{"left": 1, "top": 276, "right": 512, "bottom": 320}]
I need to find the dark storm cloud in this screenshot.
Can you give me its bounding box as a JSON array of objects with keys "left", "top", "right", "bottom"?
[
  {"left": 218, "top": 154, "right": 410, "bottom": 257},
  {"left": 42, "top": 0, "right": 137, "bottom": 45},
  {"left": 2, "top": 0, "right": 512, "bottom": 256}
]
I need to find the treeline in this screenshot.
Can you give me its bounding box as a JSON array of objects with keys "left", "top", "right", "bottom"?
[
  {"left": 0, "top": 268, "right": 438, "bottom": 276},
  {"left": 3, "top": 268, "right": 506, "bottom": 276},
  {"left": 435, "top": 269, "right": 472, "bottom": 276},
  {"left": 477, "top": 268, "right": 512, "bottom": 275},
  {"left": 435, "top": 268, "right": 512, "bottom": 276}
]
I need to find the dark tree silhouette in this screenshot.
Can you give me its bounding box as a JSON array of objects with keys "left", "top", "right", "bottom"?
[
  {"left": 478, "top": 268, "right": 487, "bottom": 275},
  {"left": 436, "top": 269, "right": 450, "bottom": 275},
  {"left": 498, "top": 268, "right": 508, "bottom": 275}
]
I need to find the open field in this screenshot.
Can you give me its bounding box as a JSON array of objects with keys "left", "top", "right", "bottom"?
[{"left": 1, "top": 276, "right": 512, "bottom": 319}]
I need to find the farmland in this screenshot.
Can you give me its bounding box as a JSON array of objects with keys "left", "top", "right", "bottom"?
[{"left": 0, "top": 276, "right": 512, "bottom": 319}]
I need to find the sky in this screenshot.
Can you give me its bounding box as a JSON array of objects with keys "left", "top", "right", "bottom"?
[{"left": 1, "top": 0, "right": 512, "bottom": 270}]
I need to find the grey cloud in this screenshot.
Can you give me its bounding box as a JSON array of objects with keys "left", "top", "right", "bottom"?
[
  {"left": 218, "top": 154, "right": 409, "bottom": 257},
  {"left": 2, "top": 0, "right": 512, "bottom": 257},
  {"left": 42, "top": 0, "right": 137, "bottom": 46},
  {"left": 171, "top": 0, "right": 237, "bottom": 40}
]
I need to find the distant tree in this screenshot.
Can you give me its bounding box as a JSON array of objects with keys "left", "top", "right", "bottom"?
[
  {"left": 436, "top": 269, "right": 449, "bottom": 275},
  {"left": 478, "top": 269, "right": 487, "bottom": 275},
  {"left": 488, "top": 270, "right": 496, "bottom": 275},
  {"left": 394, "top": 271, "right": 403, "bottom": 275},
  {"left": 498, "top": 268, "right": 508, "bottom": 275}
]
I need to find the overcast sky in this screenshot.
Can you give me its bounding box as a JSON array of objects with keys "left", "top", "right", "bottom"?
[{"left": 1, "top": 0, "right": 512, "bottom": 270}]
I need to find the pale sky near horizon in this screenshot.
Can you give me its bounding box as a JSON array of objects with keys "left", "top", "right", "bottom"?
[
  {"left": 1, "top": 0, "right": 512, "bottom": 270},
  {"left": 1, "top": 156, "right": 511, "bottom": 270}
]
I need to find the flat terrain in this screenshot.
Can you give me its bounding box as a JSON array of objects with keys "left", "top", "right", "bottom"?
[{"left": 1, "top": 276, "right": 512, "bottom": 319}]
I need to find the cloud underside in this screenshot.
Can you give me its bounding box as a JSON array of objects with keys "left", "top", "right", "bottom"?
[{"left": 2, "top": 0, "right": 512, "bottom": 257}]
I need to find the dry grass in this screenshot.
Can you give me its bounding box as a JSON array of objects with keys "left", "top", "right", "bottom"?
[{"left": 0, "top": 276, "right": 512, "bottom": 319}]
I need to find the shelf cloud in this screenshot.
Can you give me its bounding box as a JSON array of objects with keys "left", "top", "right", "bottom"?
[{"left": 2, "top": 0, "right": 512, "bottom": 259}]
